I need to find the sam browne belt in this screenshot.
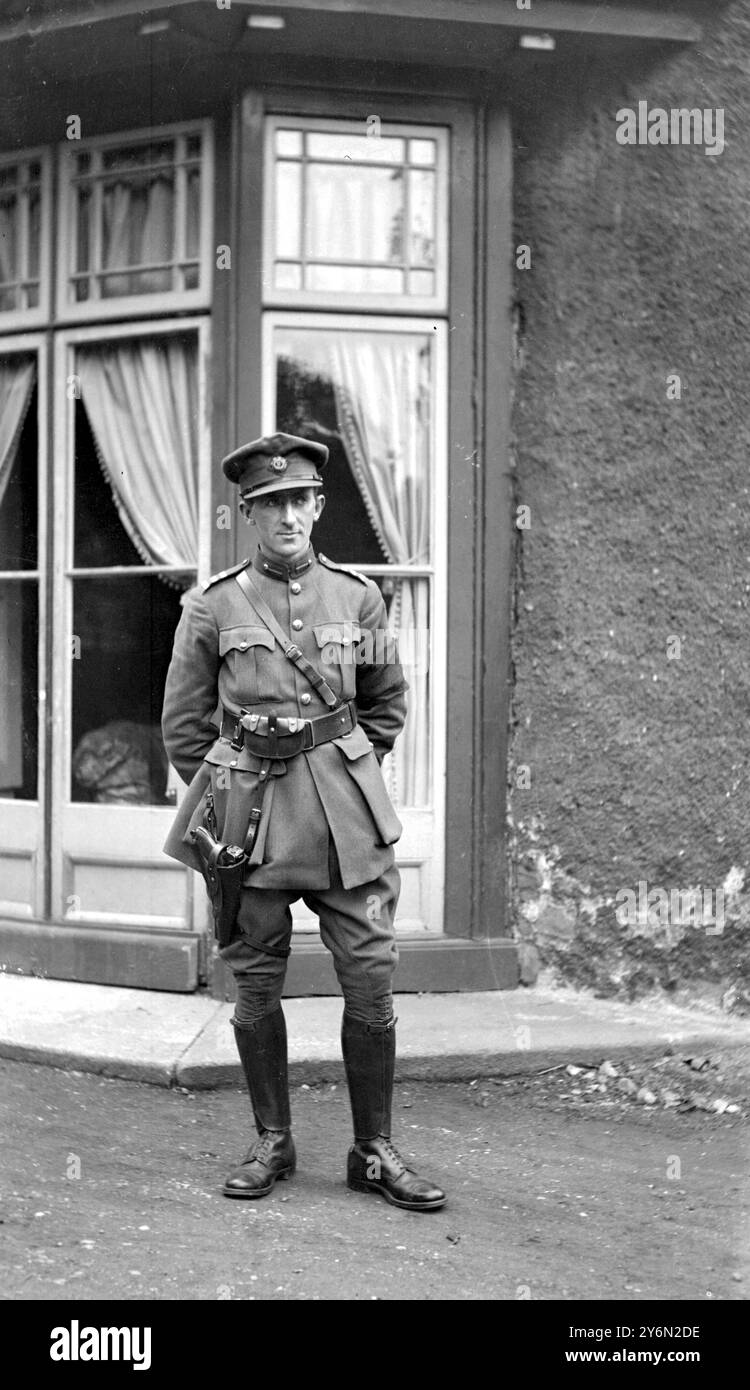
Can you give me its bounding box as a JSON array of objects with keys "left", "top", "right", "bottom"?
[{"left": 220, "top": 699, "right": 357, "bottom": 758}]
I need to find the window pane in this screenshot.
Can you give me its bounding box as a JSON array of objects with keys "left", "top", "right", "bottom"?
[
  {"left": 27, "top": 184, "right": 41, "bottom": 283},
  {"left": 0, "top": 580, "right": 38, "bottom": 800},
  {"left": 73, "top": 401, "right": 145, "bottom": 568},
  {"left": 409, "top": 138, "right": 436, "bottom": 166},
  {"left": 374, "top": 574, "right": 431, "bottom": 808},
  {"left": 306, "top": 164, "right": 404, "bottom": 263},
  {"left": 73, "top": 333, "right": 199, "bottom": 571},
  {"left": 306, "top": 264, "right": 404, "bottom": 295},
  {"left": 276, "top": 129, "right": 302, "bottom": 157},
  {"left": 275, "top": 160, "right": 301, "bottom": 259},
  {"left": 102, "top": 140, "right": 175, "bottom": 173},
  {"left": 274, "top": 262, "right": 302, "bottom": 291},
  {"left": 71, "top": 574, "right": 188, "bottom": 804},
  {"left": 273, "top": 325, "right": 433, "bottom": 566},
  {"left": 75, "top": 185, "right": 91, "bottom": 284},
  {"left": 0, "top": 183, "right": 18, "bottom": 307},
  {"left": 307, "top": 132, "right": 405, "bottom": 164},
  {"left": 185, "top": 167, "right": 201, "bottom": 260},
  {"left": 101, "top": 175, "right": 175, "bottom": 295},
  {"left": 0, "top": 375, "right": 37, "bottom": 571},
  {"left": 273, "top": 325, "right": 435, "bottom": 806},
  {"left": 267, "top": 122, "right": 446, "bottom": 306},
  {"left": 67, "top": 128, "right": 206, "bottom": 305},
  {"left": 409, "top": 270, "right": 434, "bottom": 296},
  {"left": 409, "top": 168, "right": 435, "bottom": 267}
]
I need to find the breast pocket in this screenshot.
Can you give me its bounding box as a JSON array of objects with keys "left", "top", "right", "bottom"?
[
  {"left": 219, "top": 625, "right": 280, "bottom": 703},
  {"left": 313, "top": 621, "right": 362, "bottom": 702}
]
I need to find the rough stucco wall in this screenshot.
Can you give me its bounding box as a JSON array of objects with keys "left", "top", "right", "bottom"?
[{"left": 509, "top": 1, "right": 750, "bottom": 1008}]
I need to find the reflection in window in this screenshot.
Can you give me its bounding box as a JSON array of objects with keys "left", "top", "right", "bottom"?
[
  {"left": 66, "top": 129, "right": 205, "bottom": 303},
  {"left": 269, "top": 124, "right": 441, "bottom": 300},
  {"left": 0, "top": 156, "right": 43, "bottom": 314}
]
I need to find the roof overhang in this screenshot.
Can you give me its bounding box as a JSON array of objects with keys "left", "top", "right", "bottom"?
[
  {"left": 0, "top": 0, "right": 715, "bottom": 146},
  {"left": 0, "top": 0, "right": 706, "bottom": 49}
]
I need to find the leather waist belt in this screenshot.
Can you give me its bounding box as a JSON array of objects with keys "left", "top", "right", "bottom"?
[{"left": 220, "top": 700, "right": 357, "bottom": 759}]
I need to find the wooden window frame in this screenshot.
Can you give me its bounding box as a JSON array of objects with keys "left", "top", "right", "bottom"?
[
  {"left": 0, "top": 149, "right": 52, "bottom": 331},
  {"left": 262, "top": 309, "right": 448, "bottom": 929},
  {"left": 55, "top": 120, "right": 215, "bottom": 324},
  {"left": 262, "top": 115, "right": 449, "bottom": 315},
  {"left": 49, "top": 315, "right": 212, "bottom": 920}
]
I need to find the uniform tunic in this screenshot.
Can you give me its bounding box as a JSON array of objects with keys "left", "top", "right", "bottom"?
[{"left": 161, "top": 546, "right": 409, "bottom": 891}]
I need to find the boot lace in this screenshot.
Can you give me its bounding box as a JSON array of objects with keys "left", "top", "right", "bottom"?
[
  {"left": 378, "top": 1136, "right": 408, "bottom": 1175},
  {"left": 252, "top": 1130, "right": 285, "bottom": 1166}
]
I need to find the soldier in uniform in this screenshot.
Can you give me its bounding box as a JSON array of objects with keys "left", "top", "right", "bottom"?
[{"left": 162, "top": 433, "right": 446, "bottom": 1212}]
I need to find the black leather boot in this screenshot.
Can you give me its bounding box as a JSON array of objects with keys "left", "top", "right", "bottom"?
[
  {"left": 223, "top": 1006, "right": 296, "bottom": 1199},
  {"left": 341, "top": 1011, "right": 446, "bottom": 1212}
]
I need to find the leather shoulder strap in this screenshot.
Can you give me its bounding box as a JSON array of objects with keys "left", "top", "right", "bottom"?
[{"left": 235, "top": 569, "right": 338, "bottom": 709}]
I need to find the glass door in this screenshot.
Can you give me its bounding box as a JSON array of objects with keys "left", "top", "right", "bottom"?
[
  {"left": 261, "top": 113, "right": 450, "bottom": 935},
  {"left": 50, "top": 319, "right": 211, "bottom": 933}
]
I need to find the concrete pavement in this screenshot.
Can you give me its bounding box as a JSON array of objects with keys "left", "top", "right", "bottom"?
[{"left": 1, "top": 973, "right": 748, "bottom": 1088}]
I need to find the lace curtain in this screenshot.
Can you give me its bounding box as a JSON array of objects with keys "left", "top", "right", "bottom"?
[
  {"left": 282, "top": 328, "right": 432, "bottom": 806},
  {"left": 76, "top": 336, "right": 199, "bottom": 579},
  {"left": 0, "top": 356, "right": 36, "bottom": 514},
  {"left": 327, "top": 333, "right": 432, "bottom": 807},
  {"left": 0, "top": 356, "right": 36, "bottom": 790}
]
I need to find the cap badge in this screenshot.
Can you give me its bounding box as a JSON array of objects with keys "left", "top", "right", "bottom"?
[{"left": 270, "top": 455, "right": 287, "bottom": 472}]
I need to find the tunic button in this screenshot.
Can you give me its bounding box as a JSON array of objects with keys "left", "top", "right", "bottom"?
[
  {"left": 290, "top": 582, "right": 301, "bottom": 594},
  {"left": 239, "top": 641, "right": 248, "bottom": 649},
  {"left": 292, "top": 619, "right": 303, "bottom": 631},
  {"left": 230, "top": 760, "right": 237, "bottom": 767},
  {"left": 300, "top": 693, "right": 312, "bottom": 705}
]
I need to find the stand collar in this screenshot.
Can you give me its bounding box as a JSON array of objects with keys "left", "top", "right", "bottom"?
[{"left": 252, "top": 544, "right": 316, "bottom": 581}]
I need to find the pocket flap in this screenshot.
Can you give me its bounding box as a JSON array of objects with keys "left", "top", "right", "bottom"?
[
  {"left": 313, "top": 621, "right": 362, "bottom": 650},
  {"left": 332, "top": 723, "right": 374, "bottom": 761},
  {"left": 219, "top": 625, "right": 275, "bottom": 656}
]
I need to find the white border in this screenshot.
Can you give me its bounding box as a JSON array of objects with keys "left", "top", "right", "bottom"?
[
  {"left": 262, "top": 116, "right": 449, "bottom": 315},
  {"left": 55, "top": 119, "right": 214, "bottom": 324}
]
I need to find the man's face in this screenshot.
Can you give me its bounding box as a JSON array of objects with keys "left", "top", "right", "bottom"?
[{"left": 243, "top": 487, "right": 325, "bottom": 563}]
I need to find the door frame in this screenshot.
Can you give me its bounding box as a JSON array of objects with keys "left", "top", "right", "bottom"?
[{"left": 210, "top": 85, "right": 518, "bottom": 992}]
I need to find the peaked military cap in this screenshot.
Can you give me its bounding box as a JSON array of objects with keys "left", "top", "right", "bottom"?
[{"left": 222, "top": 432, "right": 328, "bottom": 500}]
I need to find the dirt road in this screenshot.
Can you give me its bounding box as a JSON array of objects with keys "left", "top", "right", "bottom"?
[{"left": 1, "top": 1058, "right": 747, "bottom": 1301}]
